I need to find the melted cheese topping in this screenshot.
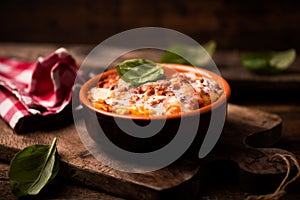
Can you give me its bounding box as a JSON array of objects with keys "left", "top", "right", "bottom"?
[{"left": 89, "top": 72, "right": 223, "bottom": 116}]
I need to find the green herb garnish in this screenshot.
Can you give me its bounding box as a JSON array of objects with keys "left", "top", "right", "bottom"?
[
  {"left": 116, "top": 59, "right": 164, "bottom": 86},
  {"left": 9, "top": 138, "right": 59, "bottom": 197},
  {"left": 160, "top": 40, "right": 217, "bottom": 67},
  {"left": 241, "top": 49, "right": 296, "bottom": 74}
]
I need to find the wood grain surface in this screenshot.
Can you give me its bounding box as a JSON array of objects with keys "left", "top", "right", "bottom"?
[
  {"left": 1, "top": 44, "right": 300, "bottom": 199},
  {"left": 0, "top": 104, "right": 286, "bottom": 200},
  {"left": 1, "top": 1, "right": 300, "bottom": 51},
  {"left": 1, "top": 43, "right": 299, "bottom": 92}
]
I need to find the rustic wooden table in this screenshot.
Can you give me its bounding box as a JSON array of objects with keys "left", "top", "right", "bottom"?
[{"left": 0, "top": 43, "right": 300, "bottom": 200}]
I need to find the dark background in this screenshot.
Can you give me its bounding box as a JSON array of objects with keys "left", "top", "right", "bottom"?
[
  {"left": 1, "top": 0, "right": 299, "bottom": 50},
  {"left": 1, "top": 1, "right": 300, "bottom": 199}
]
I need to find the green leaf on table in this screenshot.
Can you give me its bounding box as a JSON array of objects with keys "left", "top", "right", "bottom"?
[
  {"left": 241, "top": 49, "right": 296, "bottom": 74},
  {"left": 8, "top": 138, "right": 59, "bottom": 197},
  {"left": 202, "top": 40, "right": 217, "bottom": 56},
  {"left": 116, "top": 59, "right": 164, "bottom": 86},
  {"left": 160, "top": 40, "right": 217, "bottom": 67}
]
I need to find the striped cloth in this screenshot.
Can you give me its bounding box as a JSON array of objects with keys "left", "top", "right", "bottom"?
[{"left": 0, "top": 48, "right": 78, "bottom": 133}]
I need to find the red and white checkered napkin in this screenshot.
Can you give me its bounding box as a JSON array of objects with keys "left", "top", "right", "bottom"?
[{"left": 0, "top": 48, "right": 78, "bottom": 133}]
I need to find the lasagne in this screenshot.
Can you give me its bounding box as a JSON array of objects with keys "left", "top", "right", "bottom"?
[{"left": 88, "top": 70, "right": 223, "bottom": 116}]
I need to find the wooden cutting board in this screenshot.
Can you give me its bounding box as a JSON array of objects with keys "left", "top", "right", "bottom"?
[{"left": 0, "top": 104, "right": 291, "bottom": 200}]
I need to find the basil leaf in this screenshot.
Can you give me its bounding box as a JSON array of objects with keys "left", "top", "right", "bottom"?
[
  {"left": 202, "top": 40, "right": 217, "bottom": 56},
  {"left": 160, "top": 40, "right": 217, "bottom": 67},
  {"left": 241, "top": 49, "right": 296, "bottom": 74},
  {"left": 116, "top": 59, "right": 164, "bottom": 86},
  {"left": 9, "top": 138, "right": 59, "bottom": 197},
  {"left": 270, "top": 49, "right": 296, "bottom": 70}
]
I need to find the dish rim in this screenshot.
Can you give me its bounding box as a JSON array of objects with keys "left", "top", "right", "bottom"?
[{"left": 79, "top": 63, "right": 231, "bottom": 120}]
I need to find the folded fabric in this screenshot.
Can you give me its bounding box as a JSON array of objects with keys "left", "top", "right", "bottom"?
[{"left": 0, "top": 48, "right": 78, "bottom": 133}]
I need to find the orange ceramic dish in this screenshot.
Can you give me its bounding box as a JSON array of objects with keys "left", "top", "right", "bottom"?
[{"left": 79, "top": 63, "right": 230, "bottom": 154}]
